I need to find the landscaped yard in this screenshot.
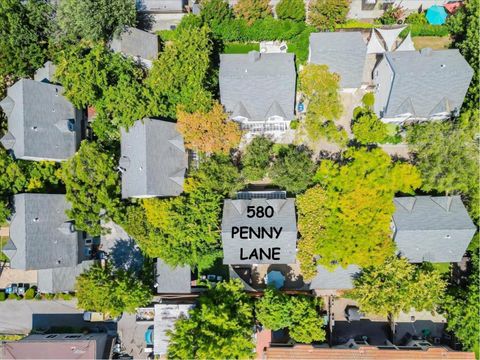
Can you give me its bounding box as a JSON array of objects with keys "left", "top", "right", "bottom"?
[
  {"left": 413, "top": 36, "right": 452, "bottom": 50},
  {"left": 224, "top": 42, "right": 260, "bottom": 54},
  {"left": 0, "top": 237, "right": 9, "bottom": 262}
]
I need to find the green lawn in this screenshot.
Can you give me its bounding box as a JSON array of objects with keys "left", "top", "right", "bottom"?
[{"left": 223, "top": 42, "right": 260, "bottom": 54}]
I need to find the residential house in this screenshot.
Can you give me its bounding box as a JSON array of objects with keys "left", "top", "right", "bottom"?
[
  {"left": 2, "top": 194, "right": 93, "bottom": 293},
  {"left": 219, "top": 51, "right": 296, "bottom": 139},
  {"left": 154, "top": 258, "right": 192, "bottom": 294},
  {"left": 136, "top": 0, "right": 186, "bottom": 31},
  {"left": 119, "top": 118, "right": 188, "bottom": 199},
  {"left": 309, "top": 32, "right": 367, "bottom": 92},
  {"left": 373, "top": 49, "right": 473, "bottom": 123},
  {"left": 2, "top": 333, "right": 110, "bottom": 360},
  {"left": 110, "top": 27, "right": 159, "bottom": 67},
  {"left": 393, "top": 196, "right": 476, "bottom": 263},
  {"left": 0, "top": 72, "right": 84, "bottom": 161},
  {"left": 137, "top": 0, "right": 185, "bottom": 13}
]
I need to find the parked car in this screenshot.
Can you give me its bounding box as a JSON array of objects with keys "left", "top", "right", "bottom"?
[
  {"left": 16, "top": 283, "right": 30, "bottom": 296},
  {"left": 83, "top": 311, "right": 121, "bottom": 322},
  {"left": 5, "top": 283, "right": 18, "bottom": 295}
]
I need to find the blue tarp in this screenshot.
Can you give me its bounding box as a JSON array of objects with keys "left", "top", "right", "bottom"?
[{"left": 426, "top": 5, "right": 448, "bottom": 25}]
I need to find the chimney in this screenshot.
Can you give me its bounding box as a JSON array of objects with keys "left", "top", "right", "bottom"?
[{"left": 248, "top": 50, "right": 261, "bottom": 63}]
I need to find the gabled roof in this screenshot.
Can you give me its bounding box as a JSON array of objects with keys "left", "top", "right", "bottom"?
[
  {"left": 219, "top": 52, "right": 296, "bottom": 122},
  {"left": 221, "top": 198, "right": 297, "bottom": 265},
  {"left": 110, "top": 27, "right": 159, "bottom": 60},
  {"left": 155, "top": 258, "right": 191, "bottom": 294},
  {"left": 33, "top": 61, "right": 57, "bottom": 83},
  {"left": 381, "top": 49, "right": 473, "bottom": 118},
  {"left": 120, "top": 118, "right": 188, "bottom": 198},
  {"left": 393, "top": 196, "right": 476, "bottom": 263},
  {"left": 137, "top": 0, "right": 184, "bottom": 12},
  {"left": 309, "top": 32, "right": 367, "bottom": 88},
  {"left": 309, "top": 265, "right": 361, "bottom": 290},
  {"left": 5, "top": 194, "right": 82, "bottom": 270},
  {"left": 37, "top": 260, "right": 95, "bottom": 294},
  {"left": 0, "top": 79, "right": 82, "bottom": 161}
]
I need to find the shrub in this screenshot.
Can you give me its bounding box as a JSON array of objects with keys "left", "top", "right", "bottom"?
[
  {"left": 308, "top": 0, "right": 349, "bottom": 31},
  {"left": 405, "top": 12, "right": 427, "bottom": 25},
  {"left": 233, "top": 0, "right": 272, "bottom": 25},
  {"left": 362, "top": 92, "right": 375, "bottom": 108},
  {"left": 59, "top": 293, "right": 73, "bottom": 300},
  {"left": 200, "top": 0, "right": 233, "bottom": 25},
  {"left": 0, "top": 292, "right": 6, "bottom": 301},
  {"left": 290, "top": 120, "right": 299, "bottom": 129},
  {"left": 276, "top": 0, "right": 306, "bottom": 22},
  {"left": 8, "top": 293, "right": 21, "bottom": 300},
  {"left": 241, "top": 136, "right": 274, "bottom": 181},
  {"left": 375, "top": 5, "right": 405, "bottom": 25},
  {"left": 24, "top": 288, "right": 35, "bottom": 300},
  {"left": 336, "top": 19, "right": 375, "bottom": 29},
  {"left": 45, "top": 293, "right": 55, "bottom": 300}
]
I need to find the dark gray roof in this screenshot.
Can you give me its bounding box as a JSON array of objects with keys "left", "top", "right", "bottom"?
[
  {"left": 393, "top": 196, "right": 476, "bottom": 263},
  {"left": 382, "top": 49, "right": 473, "bottom": 118},
  {"left": 110, "top": 27, "right": 159, "bottom": 61},
  {"left": 155, "top": 258, "right": 191, "bottom": 294},
  {"left": 37, "top": 260, "right": 95, "bottom": 293},
  {"left": 309, "top": 32, "right": 367, "bottom": 89},
  {"left": 120, "top": 118, "right": 188, "bottom": 198},
  {"left": 4, "top": 194, "right": 82, "bottom": 270},
  {"left": 136, "top": 0, "right": 184, "bottom": 12},
  {"left": 0, "top": 79, "right": 83, "bottom": 161},
  {"left": 309, "top": 265, "right": 360, "bottom": 290},
  {"left": 221, "top": 198, "right": 297, "bottom": 265},
  {"left": 219, "top": 52, "right": 296, "bottom": 122},
  {"left": 33, "top": 61, "right": 57, "bottom": 83}
]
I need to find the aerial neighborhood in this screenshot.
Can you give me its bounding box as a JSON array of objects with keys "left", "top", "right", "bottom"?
[{"left": 0, "top": 0, "right": 478, "bottom": 359}]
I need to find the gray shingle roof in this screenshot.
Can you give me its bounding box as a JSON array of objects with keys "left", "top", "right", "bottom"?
[
  {"left": 0, "top": 79, "right": 83, "bottom": 161},
  {"left": 381, "top": 49, "right": 473, "bottom": 118},
  {"left": 393, "top": 196, "right": 476, "bottom": 263},
  {"left": 221, "top": 198, "right": 297, "bottom": 265},
  {"left": 219, "top": 52, "right": 296, "bottom": 122},
  {"left": 309, "top": 265, "right": 360, "bottom": 290},
  {"left": 309, "top": 32, "right": 367, "bottom": 89},
  {"left": 155, "top": 258, "right": 191, "bottom": 293},
  {"left": 4, "top": 194, "right": 82, "bottom": 270},
  {"left": 110, "top": 27, "right": 159, "bottom": 61},
  {"left": 120, "top": 118, "right": 188, "bottom": 198},
  {"left": 37, "top": 260, "right": 95, "bottom": 293},
  {"left": 137, "top": 0, "right": 184, "bottom": 12}
]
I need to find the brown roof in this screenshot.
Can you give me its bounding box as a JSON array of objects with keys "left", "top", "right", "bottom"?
[
  {"left": 3, "top": 340, "right": 97, "bottom": 359},
  {"left": 265, "top": 345, "right": 475, "bottom": 360}
]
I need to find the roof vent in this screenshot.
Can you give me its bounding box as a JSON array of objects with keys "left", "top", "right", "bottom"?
[
  {"left": 33, "top": 217, "right": 39, "bottom": 222},
  {"left": 119, "top": 156, "right": 131, "bottom": 170},
  {"left": 248, "top": 50, "right": 261, "bottom": 63},
  {"left": 440, "top": 64, "right": 446, "bottom": 68},
  {"left": 420, "top": 48, "right": 433, "bottom": 56}
]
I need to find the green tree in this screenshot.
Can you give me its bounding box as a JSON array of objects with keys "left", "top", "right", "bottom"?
[
  {"left": 75, "top": 264, "right": 152, "bottom": 318},
  {"left": 406, "top": 114, "right": 479, "bottom": 221},
  {"left": 167, "top": 280, "right": 255, "bottom": 359},
  {"left": 351, "top": 105, "right": 388, "bottom": 145},
  {"left": 255, "top": 287, "right": 326, "bottom": 343},
  {"left": 20, "top": 161, "right": 62, "bottom": 192},
  {"left": 57, "top": 0, "right": 136, "bottom": 41},
  {"left": 443, "top": 244, "right": 480, "bottom": 355},
  {"left": 200, "top": 0, "right": 233, "bottom": 25},
  {"left": 447, "top": 0, "right": 478, "bottom": 108},
  {"left": 350, "top": 257, "right": 447, "bottom": 318},
  {"left": 146, "top": 25, "right": 213, "bottom": 118},
  {"left": 0, "top": 147, "right": 26, "bottom": 223},
  {"left": 241, "top": 136, "right": 274, "bottom": 181},
  {"left": 270, "top": 145, "right": 316, "bottom": 194},
  {"left": 307, "top": 0, "right": 349, "bottom": 31},
  {"left": 276, "top": 0, "right": 306, "bottom": 22},
  {"left": 61, "top": 141, "right": 121, "bottom": 236},
  {"left": 0, "top": 0, "right": 54, "bottom": 78},
  {"left": 55, "top": 43, "right": 147, "bottom": 140},
  {"left": 233, "top": 0, "right": 272, "bottom": 25},
  {"left": 297, "top": 148, "right": 421, "bottom": 278}
]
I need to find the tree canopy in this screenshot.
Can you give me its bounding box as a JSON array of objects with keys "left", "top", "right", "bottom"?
[
  {"left": 351, "top": 94, "right": 388, "bottom": 145},
  {"left": 275, "top": 0, "right": 306, "bottom": 22},
  {"left": 350, "top": 257, "right": 447, "bottom": 318},
  {"left": 255, "top": 287, "right": 326, "bottom": 343},
  {"left": 167, "top": 280, "right": 255, "bottom": 359},
  {"left": 297, "top": 147, "right": 421, "bottom": 279},
  {"left": 75, "top": 264, "right": 152, "bottom": 318},
  {"left": 233, "top": 0, "right": 272, "bottom": 25},
  {"left": 241, "top": 136, "right": 274, "bottom": 181},
  {"left": 57, "top": 0, "right": 137, "bottom": 41},
  {"left": 176, "top": 101, "right": 242, "bottom": 154},
  {"left": 61, "top": 141, "right": 121, "bottom": 236},
  {"left": 307, "top": 0, "right": 349, "bottom": 31},
  {"left": 200, "top": 0, "right": 233, "bottom": 25},
  {"left": 0, "top": 0, "right": 54, "bottom": 78}
]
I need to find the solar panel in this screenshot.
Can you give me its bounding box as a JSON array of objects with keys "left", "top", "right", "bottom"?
[{"left": 236, "top": 191, "right": 286, "bottom": 200}]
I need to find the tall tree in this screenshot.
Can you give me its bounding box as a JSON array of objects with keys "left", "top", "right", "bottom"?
[
  {"left": 447, "top": 0, "right": 479, "bottom": 108},
  {"left": 61, "top": 141, "right": 121, "bottom": 236},
  {"left": 0, "top": 147, "right": 26, "bottom": 223},
  {"left": 270, "top": 145, "right": 317, "bottom": 194},
  {"left": 241, "top": 136, "right": 274, "bottom": 181},
  {"left": 57, "top": 0, "right": 136, "bottom": 41},
  {"left": 308, "top": 0, "right": 349, "bottom": 31},
  {"left": 167, "top": 280, "right": 255, "bottom": 359},
  {"left": 297, "top": 148, "right": 421, "bottom": 278},
  {"left": 75, "top": 264, "right": 152, "bottom": 318},
  {"left": 233, "top": 0, "right": 272, "bottom": 25},
  {"left": 176, "top": 102, "right": 242, "bottom": 154},
  {"left": 200, "top": 0, "right": 233, "bottom": 25},
  {"left": 351, "top": 95, "right": 388, "bottom": 145},
  {"left": 350, "top": 257, "right": 447, "bottom": 318},
  {"left": 275, "top": 0, "right": 306, "bottom": 22},
  {"left": 146, "top": 25, "right": 213, "bottom": 118},
  {"left": 0, "top": 0, "right": 54, "bottom": 78}
]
